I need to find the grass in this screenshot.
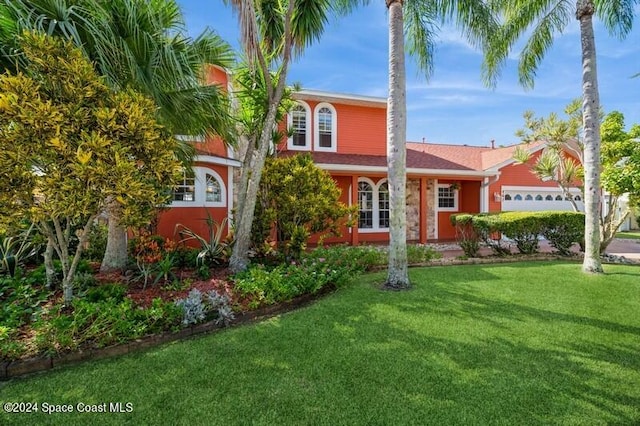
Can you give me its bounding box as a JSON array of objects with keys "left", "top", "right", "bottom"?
[
  {"left": 616, "top": 230, "right": 640, "bottom": 240},
  {"left": 1, "top": 261, "right": 640, "bottom": 425}
]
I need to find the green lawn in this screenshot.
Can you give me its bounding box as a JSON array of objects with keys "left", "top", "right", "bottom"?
[
  {"left": 2, "top": 262, "right": 640, "bottom": 425},
  {"left": 616, "top": 231, "right": 640, "bottom": 240}
]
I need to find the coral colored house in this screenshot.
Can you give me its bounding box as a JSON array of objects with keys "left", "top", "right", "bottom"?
[{"left": 155, "top": 69, "right": 584, "bottom": 244}]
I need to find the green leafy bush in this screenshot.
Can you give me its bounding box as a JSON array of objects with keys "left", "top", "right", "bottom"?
[
  {"left": 33, "top": 297, "right": 182, "bottom": 355},
  {"left": 540, "top": 212, "right": 585, "bottom": 255},
  {"left": 175, "top": 214, "right": 230, "bottom": 266},
  {"left": 0, "top": 224, "right": 38, "bottom": 277},
  {"left": 253, "top": 155, "right": 356, "bottom": 260},
  {"left": 84, "top": 283, "right": 127, "bottom": 303},
  {"left": 82, "top": 222, "right": 108, "bottom": 262},
  {"left": 407, "top": 244, "right": 442, "bottom": 263},
  {"left": 451, "top": 214, "right": 481, "bottom": 257},
  {"left": 457, "top": 211, "right": 585, "bottom": 256},
  {"left": 0, "top": 274, "right": 51, "bottom": 329}
]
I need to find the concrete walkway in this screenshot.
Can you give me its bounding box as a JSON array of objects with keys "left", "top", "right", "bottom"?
[{"left": 437, "top": 238, "right": 640, "bottom": 262}]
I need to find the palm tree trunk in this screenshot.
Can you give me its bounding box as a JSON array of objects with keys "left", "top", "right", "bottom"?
[
  {"left": 576, "top": 0, "right": 603, "bottom": 273},
  {"left": 100, "top": 200, "right": 128, "bottom": 273},
  {"left": 384, "top": 0, "right": 410, "bottom": 289}
]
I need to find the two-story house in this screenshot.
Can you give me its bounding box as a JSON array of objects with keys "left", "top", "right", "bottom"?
[{"left": 155, "top": 67, "right": 586, "bottom": 244}]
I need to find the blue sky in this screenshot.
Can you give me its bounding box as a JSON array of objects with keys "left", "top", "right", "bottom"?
[{"left": 178, "top": 0, "right": 640, "bottom": 147}]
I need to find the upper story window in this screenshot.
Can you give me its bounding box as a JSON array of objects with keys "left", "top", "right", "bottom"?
[
  {"left": 172, "top": 167, "right": 226, "bottom": 207},
  {"left": 287, "top": 101, "right": 311, "bottom": 151},
  {"left": 314, "top": 103, "right": 337, "bottom": 152},
  {"left": 357, "top": 178, "right": 389, "bottom": 231},
  {"left": 437, "top": 184, "right": 458, "bottom": 212}
]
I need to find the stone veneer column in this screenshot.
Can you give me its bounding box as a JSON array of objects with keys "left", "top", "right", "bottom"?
[
  {"left": 405, "top": 179, "right": 420, "bottom": 241},
  {"left": 426, "top": 179, "right": 436, "bottom": 240}
]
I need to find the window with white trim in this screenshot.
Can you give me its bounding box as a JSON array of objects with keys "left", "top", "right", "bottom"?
[
  {"left": 174, "top": 169, "right": 196, "bottom": 202},
  {"left": 172, "top": 167, "right": 226, "bottom": 207},
  {"left": 287, "top": 102, "right": 311, "bottom": 150},
  {"left": 314, "top": 102, "right": 337, "bottom": 152},
  {"left": 378, "top": 182, "right": 389, "bottom": 228},
  {"left": 437, "top": 184, "right": 458, "bottom": 211},
  {"left": 358, "top": 181, "right": 373, "bottom": 229},
  {"left": 357, "top": 178, "right": 389, "bottom": 231},
  {"left": 205, "top": 174, "right": 222, "bottom": 202}
]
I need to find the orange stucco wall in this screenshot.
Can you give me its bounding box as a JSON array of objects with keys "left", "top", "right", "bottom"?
[
  {"left": 277, "top": 100, "right": 386, "bottom": 155},
  {"left": 436, "top": 180, "right": 481, "bottom": 241},
  {"left": 488, "top": 150, "right": 582, "bottom": 212},
  {"left": 156, "top": 163, "right": 230, "bottom": 244}
]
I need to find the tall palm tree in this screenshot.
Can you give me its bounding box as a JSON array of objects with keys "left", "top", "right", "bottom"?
[
  {"left": 384, "top": 0, "right": 497, "bottom": 289},
  {"left": 226, "top": 0, "right": 336, "bottom": 273},
  {"left": 483, "top": 0, "right": 637, "bottom": 274},
  {"left": 0, "top": 0, "right": 235, "bottom": 272}
]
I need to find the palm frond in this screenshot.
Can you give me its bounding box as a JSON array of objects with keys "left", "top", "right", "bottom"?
[{"left": 594, "top": 0, "right": 637, "bottom": 38}]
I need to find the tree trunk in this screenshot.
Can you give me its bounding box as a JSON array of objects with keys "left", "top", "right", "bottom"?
[
  {"left": 229, "top": 0, "right": 296, "bottom": 274},
  {"left": 577, "top": 0, "right": 603, "bottom": 273},
  {"left": 100, "top": 201, "right": 128, "bottom": 273},
  {"left": 44, "top": 238, "right": 56, "bottom": 289},
  {"left": 384, "top": 0, "right": 410, "bottom": 290},
  {"left": 229, "top": 105, "right": 280, "bottom": 273}
]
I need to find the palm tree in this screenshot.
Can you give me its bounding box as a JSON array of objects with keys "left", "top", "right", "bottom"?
[
  {"left": 384, "top": 0, "right": 497, "bottom": 289},
  {"left": 0, "top": 0, "right": 235, "bottom": 272},
  {"left": 483, "top": 0, "right": 637, "bottom": 274},
  {"left": 226, "top": 0, "right": 336, "bottom": 273}
]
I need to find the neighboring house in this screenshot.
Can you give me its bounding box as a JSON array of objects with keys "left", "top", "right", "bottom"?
[{"left": 155, "top": 69, "right": 586, "bottom": 243}]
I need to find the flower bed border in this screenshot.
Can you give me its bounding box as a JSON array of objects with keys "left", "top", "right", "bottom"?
[{"left": 1, "top": 284, "right": 337, "bottom": 381}]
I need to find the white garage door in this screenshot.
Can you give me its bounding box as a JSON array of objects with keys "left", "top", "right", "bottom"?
[{"left": 501, "top": 186, "right": 584, "bottom": 212}]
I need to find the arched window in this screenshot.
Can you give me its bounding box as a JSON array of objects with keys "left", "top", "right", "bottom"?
[
  {"left": 525, "top": 194, "right": 533, "bottom": 201},
  {"left": 535, "top": 194, "right": 543, "bottom": 201},
  {"left": 574, "top": 195, "right": 582, "bottom": 201},
  {"left": 172, "top": 167, "right": 226, "bottom": 207},
  {"left": 288, "top": 102, "right": 311, "bottom": 150},
  {"left": 545, "top": 195, "right": 553, "bottom": 201},
  {"left": 357, "top": 178, "right": 389, "bottom": 231},
  {"left": 314, "top": 103, "right": 337, "bottom": 152},
  {"left": 514, "top": 194, "right": 523, "bottom": 201},
  {"left": 174, "top": 169, "right": 196, "bottom": 202},
  {"left": 555, "top": 195, "right": 563, "bottom": 201},
  {"left": 378, "top": 182, "right": 390, "bottom": 228},
  {"left": 358, "top": 181, "right": 373, "bottom": 229},
  {"left": 504, "top": 194, "right": 512, "bottom": 201},
  {"left": 205, "top": 174, "right": 222, "bottom": 202}
]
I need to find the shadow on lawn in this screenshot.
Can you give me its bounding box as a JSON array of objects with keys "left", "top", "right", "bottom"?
[{"left": 314, "top": 285, "right": 640, "bottom": 424}]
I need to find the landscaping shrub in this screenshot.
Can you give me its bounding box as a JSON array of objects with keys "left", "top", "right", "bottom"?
[
  {"left": 233, "top": 265, "right": 296, "bottom": 308},
  {"left": 174, "top": 289, "right": 235, "bottom": 327},
  {"left": 407, "top": 244, "right": 442, "bottom": 263},
  {"left": 253, "top": 155, "right": 356, "bottom": 260},
  {"left": 175, "top": 214, "right": 230, "bottom": 267},
  {"left": 33, "top": 297, "right": 182, "bottom": 355},
  {"left": 540, "top": 212, "right": 585, "bottom": 255},
  {"left": 0, "top": 274, "right": 51, "bottom": 330},
  {"left": 499, "top": 212, "right": 545, "bottom": 254},
  {"left": 0, "top": 224, "right": 38, "bottom": 277},
  {"left": 84, "top": 283, "right": 127, "bottom": 303},
  {"left": 469, "top": 214, "right": 512, "bottom": 255},
  {"left": 459, "top": 211, "right": 585, "bottom": 256},
  {"left": 83, "top": 222, "right": 108, "bottom": 262},
  {"left": 451, "top": 214, "right": 481, "bottom": 257}
]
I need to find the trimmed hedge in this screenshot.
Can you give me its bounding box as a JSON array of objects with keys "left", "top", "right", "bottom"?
[{"left": 451, "top": 211, "right": 585, "bottom": 255}]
